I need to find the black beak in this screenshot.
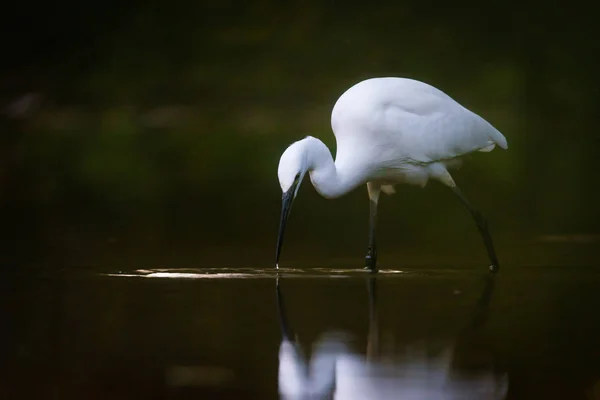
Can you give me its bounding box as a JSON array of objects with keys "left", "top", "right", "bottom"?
[{"left": 275, "top": 184, "right": 297, "bottom": 269}]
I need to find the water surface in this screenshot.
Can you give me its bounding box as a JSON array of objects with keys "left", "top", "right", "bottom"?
[{"left": 2, "top": 265, "right": 600, "bottom": 399}]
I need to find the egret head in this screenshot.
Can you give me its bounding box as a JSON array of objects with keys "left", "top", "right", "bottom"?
[{"left": 276, "top": 139, "right": 310, "bottom": 268}]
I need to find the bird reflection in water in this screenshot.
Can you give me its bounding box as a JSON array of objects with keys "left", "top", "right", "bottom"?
[{"left": 276, "top": 275, "right": 508, "bottom": 399}]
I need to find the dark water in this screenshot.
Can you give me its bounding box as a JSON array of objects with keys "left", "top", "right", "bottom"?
[{"left": 2, "top": 265, "right": 600, "bottom": 399}]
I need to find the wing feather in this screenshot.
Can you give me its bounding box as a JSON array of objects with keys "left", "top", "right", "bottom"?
[{"left": 331, "top": 78, "right": 507, "bottom": 168}]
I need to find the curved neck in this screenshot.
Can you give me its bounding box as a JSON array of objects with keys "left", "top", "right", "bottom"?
[{"left": 302, "top": 137, "right": 364, "bottom": 199}]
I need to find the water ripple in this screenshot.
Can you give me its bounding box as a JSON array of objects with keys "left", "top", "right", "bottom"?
[{"left": 101, "top": 267, "right": 407, "bottom": 279}]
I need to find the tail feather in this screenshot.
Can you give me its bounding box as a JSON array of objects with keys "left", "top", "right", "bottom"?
[
  {"left": 489, "top": 127, "right": 508, "bottom": 150},
  {"left": 478, "top": 143, "right": 496, "bottom": 152}
]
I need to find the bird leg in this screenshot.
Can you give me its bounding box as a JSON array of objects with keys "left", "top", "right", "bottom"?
[
  {"left": 365, "top": 183, "right": 380, "bottom": 273},
  {"left": 365, "top": 199, "right": 378, "bottom": 272},
  {"left": 450, "top": 186, "right": 500, "bottom": 273}
]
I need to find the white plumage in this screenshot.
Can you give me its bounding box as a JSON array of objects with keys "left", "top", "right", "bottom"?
[
  {"left": 331, "top": 77, "right": 507, "bottom": 187},
  {"left": 276, "top": 77, "right": 508, "bottom": 272}
]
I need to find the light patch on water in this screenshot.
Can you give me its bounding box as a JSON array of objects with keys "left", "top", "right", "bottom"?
[
  {"left": 147, "top": 272, "right": 256, "bottom": 279},
  {"left": 165, "top": 365, "right": 235, "bottom": 387},
  {"left": 538, "top": 234, "right": 600, "bottom": 243}
]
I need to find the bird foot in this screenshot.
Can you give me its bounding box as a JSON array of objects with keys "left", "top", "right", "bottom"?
[{"left": 364, "top": 255, "right": 378, "bottom": 273}]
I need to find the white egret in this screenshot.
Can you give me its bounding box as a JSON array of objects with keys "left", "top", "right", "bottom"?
[{"left": 276, "top": 77, "right": 508, "bottom": 272}]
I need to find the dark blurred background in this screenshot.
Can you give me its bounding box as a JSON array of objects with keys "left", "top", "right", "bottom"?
[{"left": 1, "top": 0, "right": 599, "bottom": 272}]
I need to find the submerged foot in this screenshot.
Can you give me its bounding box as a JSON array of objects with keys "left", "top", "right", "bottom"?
[{"left": 364, "top": 254, "right": 378, "bottom": 273}]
